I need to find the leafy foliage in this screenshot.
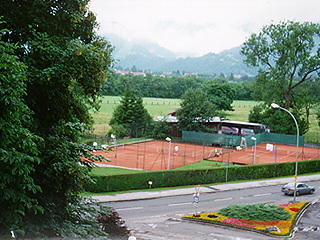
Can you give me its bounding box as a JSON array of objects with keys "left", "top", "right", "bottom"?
[
  {"left": 21, "top": 200, "right": 111, "bottom": 239},
  {"left": 207, "top": 78, "right": 235, "bottom": 111},
  {"left": 96, "top": 209, "right": 129, "bottom": 237},
  {"left": 241, "top": 20, "right": 320, "bottom": 125},
  {"left": 150, "top": 119, "right": 172, "bottom": 139},
  {"left": 0, "top": 25, "right": 42, "bottom": 232},
  {"left": 102, "top": 70, "right": 254, "bottom": 100},
  {"left": 218, "top": 204, "right": 292, "bottom": 221},
  {"left": 249, "top": 104, "right": 309, "bottom": 135},
  {"left": 177, "top": 88, "right": 218, "bottom": 132},
  {"left": 0, "top": 0, "right": 113, "bottom": 237},
  {"left": 109, "top": 88, "right": 152, "bottom": 138}
]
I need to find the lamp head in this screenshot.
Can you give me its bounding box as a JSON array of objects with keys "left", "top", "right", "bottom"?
[
  {"left": 251, "top": 137, "right": 256, "bottom": 141},
  {"left": 166, "top": 137, "right": 171, "bottom": 142},
  {"left": 271, "top": 103, "right": 280, "bottom": 108}
]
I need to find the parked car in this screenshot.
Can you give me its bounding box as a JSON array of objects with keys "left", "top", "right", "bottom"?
[{"left": 281, "top": 182, "right": 315, "bottom": 196}]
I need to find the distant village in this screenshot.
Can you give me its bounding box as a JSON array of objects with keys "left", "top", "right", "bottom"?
[{"left": 114, "top": 69, "right": 243, "bottom": 79}]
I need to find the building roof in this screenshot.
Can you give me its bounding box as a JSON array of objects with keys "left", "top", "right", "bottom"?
[
  {"left": 153, "top": 116, "right": 179, "bottom": 123},
  {"left": 154, "top": 116, "right": 221, "bottom": 123},
  {"left": 221, "top": 120, "right": 266, "bottom": 127}
]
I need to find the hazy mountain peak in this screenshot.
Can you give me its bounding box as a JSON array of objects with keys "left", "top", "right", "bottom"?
[{"left": 107, "top": 34, "right": 257, "bottom": 75}]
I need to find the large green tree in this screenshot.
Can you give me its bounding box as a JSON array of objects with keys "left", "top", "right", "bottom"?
[
  {"left": 241, "top": 21, "right": 320, "bottom": 131},
  {"left": 248, "top": 104, "right": 309, "bottom": 135},
  {"left": 207, "top": 78, "right": 235, "bottom": 111},
  {"left": 109, "top": 88, "right": 152, "bottom": 138},
  {"left": 241, "top": 21, "right": 320, "bottom": 110},
  {"left": 0, "top": 0, "right": 113, "bottom": 237},
  {"left": 177, "top": 88, "right": 217, "bottom": 132},
  {"left": 0, "top": 25, "right": 42, "bottom": 234}
]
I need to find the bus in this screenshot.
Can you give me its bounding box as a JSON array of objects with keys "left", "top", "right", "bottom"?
[{"left": 221, "top": 120, "right": 269, "bottom": 136}]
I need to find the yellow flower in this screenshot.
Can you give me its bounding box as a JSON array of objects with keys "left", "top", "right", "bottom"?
[{"left": 184, "top": 202, "right": 308, "bottom": 236}]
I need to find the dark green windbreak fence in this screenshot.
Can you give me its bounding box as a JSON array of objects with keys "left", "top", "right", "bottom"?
[
  {"left": 262, "top": 132, "right": 304, "bottom": 146},
  {"left": 182, "top": 131, "right": 304, "bottom": 147},
  {"left": 181, "top": 131, "right": 241, "bottom": 146}
]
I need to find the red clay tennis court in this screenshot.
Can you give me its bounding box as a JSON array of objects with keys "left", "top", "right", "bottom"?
[
  {"left": 93, "top": 140, "right": 320, "bottom": 171},
  {"left": 94, "top": 140, "right": 217, "bottom": 170},
  {"left": 210, "top": 143, "right": 320, "bottom": 165}
]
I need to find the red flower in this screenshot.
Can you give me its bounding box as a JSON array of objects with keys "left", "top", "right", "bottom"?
[
  {"left": 289, "top": 208, "right": 300, "bottom": 212},
  {"left": 222, "top": 218, "right": 255, "bottom": 228},
  {"left": 279, "top": 203, "right": 290, "bottom": 207}
]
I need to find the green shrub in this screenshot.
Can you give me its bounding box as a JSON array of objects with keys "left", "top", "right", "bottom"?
[
  {"left": 218, "top": 203, "right": 292, "bottom": 221},
  {"left": 85, "top": 159, "right": 320, "bottom": 193}
]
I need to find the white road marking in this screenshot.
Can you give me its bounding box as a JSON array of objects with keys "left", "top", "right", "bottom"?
[
  {"left": 168, "top": 202, "right": 192, "bottom": 207},
  {"left": 253, "top": 193, "right": 272, "bottom": 197},
  {"left": 214, "top": 197, "right": 233, "bottom": 201},
  {"left": 116, "top": 206, "right": 143, "bottom": 211}
]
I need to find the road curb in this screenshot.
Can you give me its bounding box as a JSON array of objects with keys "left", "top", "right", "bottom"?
[{"left": 91, "top": 174, "right": 320, "bottom": 203}]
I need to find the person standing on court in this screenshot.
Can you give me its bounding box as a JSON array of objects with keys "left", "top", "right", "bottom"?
[{"left": 174, "top": 145, "right": 179, "bottom": 155}]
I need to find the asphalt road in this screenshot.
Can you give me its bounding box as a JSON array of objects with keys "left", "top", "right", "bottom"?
[{"left": 103, "top": 181, "right": 320, "bottom": 240}]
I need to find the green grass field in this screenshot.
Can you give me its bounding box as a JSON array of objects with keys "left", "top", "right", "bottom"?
[
  {"left": 90, "top": 96, "right": 181, "bottom": 135},
  {"left": 88, "top": 160, "right": 228, "bottom": 177},
  {"left": 90, "top": 166, "right": 146, "bottom": 176},
  {"left": 90, "top": 96, "right": 320, "bottom": 144},
  {"left": 90, "top": 96, "right": 258, "bottom": 135},
  {"left": 173, "top": 160, "right": 230, "bottom": 170}
]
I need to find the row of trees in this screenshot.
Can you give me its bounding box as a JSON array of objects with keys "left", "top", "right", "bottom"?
[
  {"left": 1, "top": 0, "right": 113, "bottom": 238},
  {"left": 101, "top": 71, "right": 255, "bottom": 100}
]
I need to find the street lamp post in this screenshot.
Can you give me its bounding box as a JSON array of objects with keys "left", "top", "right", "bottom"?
[
  {"left": 251, "top": 137, "right": 257, "bottom": 164},
  {"left": 271, "top": 103, "right": 300, "bottom": 202},
  {"left": 166, "top": 137, "right": 172, "bottom": 170},
  {"left": 111, "top": 134, "right": 117, "bottom": 158}
]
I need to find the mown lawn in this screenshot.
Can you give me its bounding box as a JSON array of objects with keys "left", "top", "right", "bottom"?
[
  {"left": 91, "top": 160, "right": 227, "bottom": 175},
  {"left": 90, "top": 166, "right": 146, "bottom": 176},
  {"left": 90, "top": 96, "right": 257, "bottom": 135},
  {"left": 173, "top": 160, "right": 229, "bottom": 170}
]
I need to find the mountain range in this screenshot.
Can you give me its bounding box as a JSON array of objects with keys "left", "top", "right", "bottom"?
[{"left": 108, "top": 35, "right": 258, "bottom": 76}]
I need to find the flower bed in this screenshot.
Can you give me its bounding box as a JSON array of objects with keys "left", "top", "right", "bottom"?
[{"left": 184, "top": 202, "right": 308, "bottom": 236}]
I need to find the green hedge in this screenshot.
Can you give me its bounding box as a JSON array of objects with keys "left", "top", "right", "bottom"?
[{"left": 85, "top": 159, "right": 320, "bottom": 193}]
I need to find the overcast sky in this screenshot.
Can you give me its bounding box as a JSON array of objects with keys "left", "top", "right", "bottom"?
[{"left": 89, "top": 0, "right": 320, "bottom": 57}]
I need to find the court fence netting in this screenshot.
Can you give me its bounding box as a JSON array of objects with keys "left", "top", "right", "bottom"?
[
  {"left": 181, "top": 131, "right": 320, "bottom": 165},
  {"left": 182, "top": 131, "right": 305, "bottom": 148}
]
